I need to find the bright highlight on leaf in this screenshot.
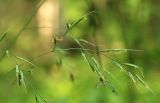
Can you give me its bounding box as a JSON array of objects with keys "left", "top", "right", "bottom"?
[{"left": 5, "top": 50, "right": 10, "bottom": 57}]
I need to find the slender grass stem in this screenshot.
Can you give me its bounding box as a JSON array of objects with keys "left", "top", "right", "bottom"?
[{"left": 0, "top": 0, "right": 46, "bottom": 61}]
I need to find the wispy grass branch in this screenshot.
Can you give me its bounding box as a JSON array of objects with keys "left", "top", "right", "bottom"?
[
  {"left": 0, "top": 0, "right": 46, "bottom": 61},
  {"left": 63, "top": 11, "right": 96, "bottom": 37}
]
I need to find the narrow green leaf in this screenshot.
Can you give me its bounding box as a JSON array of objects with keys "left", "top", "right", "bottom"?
[
  {"left": 135, "top": 74, "right": 146, "bottom": 86},
  {"left": 113, "top": 61, "right": 125, "bottom": 72},
  {"left": 16, "top": 56, "right": 37, "bottom": 68},
  {"left": 91, "top": 57, "right": 100, "bottom": 71},
  {"left": 128, "top": 72, "right": 136, "bottom": 83},
  {"left": 79, "top": 39, "right": 96, "bottom": 47},
  {"left": 91, "top": 57, "right": 104, "bottom": 77},
  {"left": 63, "top": 11, "right": 96, "bottom": 36},
  {"left": 124, "top": 63, "right": 144, "bottom": 77},
  {"left": 75, "top": 38, "right": 102, "bottom": 77},
  {"left": 16, "top": 65, "right": 19, "bottom": 74},
  {"left": 0, "top": 31, "right": 8, "bottom": 42},
  {"left": 35, "top": 95, "right": 39, "bottom": 103},
  {"left": 59, "top": 48, "right": 91, "bottom": 52},
  {"left": 74, "top": 38, "right": 96, "bottom": 73},
  {"left": 99, "top": 49, "right": 143, "bottom": 52},
  {"left": 15, "top": 65, "right": 21, "bottom": 86},
  {"left": 74, "top": 38, "right": 82, "bottom": 47},
  {"left": 75, "top": 39, "right": 96, "bottom": 72},
  {"left": 134, "top": 74, "right": 153, "bottom": 93},
  {"left": 20, "top": 70, "right": 27, "bottom": 92},
  {"left": 81, "top": 52, "right": 95, "bottom": 72},
  {"left": 124, "top": 63, "right": 138, "bottom": 68}
]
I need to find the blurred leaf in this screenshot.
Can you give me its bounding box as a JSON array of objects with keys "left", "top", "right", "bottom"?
[
  {"left": 124, "top": 63, "right": 144, "bottom": 77},
  {"left": 134, "top": 74, "right": 147, "bottom": 87},
  {"left": 79, "top": 39, "right": 96, "bottom": 47},
  {"left": 0, "top": 31, "right": 8, "bottom": 42},
  {"left": 81, "top": 52, "right": 95, "bottom": 72},
  {"left": 15, "top": 65, "right": 27, "bottom": 92},
  {"left": 99, "top": 49, "right": 143, "bottom": 52},
  {"left": 134, "top": 73, "right": 153, "bottom": 93},
  {"left": 105, "top": 70, "right": 120, "bottom": 84},
  {"left": 16, "top": 65, "right": 21, "bottom": 86},
  {"left": 113, "top": 61, "right": 126, "bottom": 72},
  {"left": 63, "top": 11, "right": 96, "bottom": 36},
  {"left": 91, "top": 57, "right": 102, "bottom": 76},
  {"left": 5, "top": 50, "right": 10, "bottom": 57},
  {"left": 16, "top": 56, "right": 37, "bottom": 68},
  {"left": 128, "top": 72, "right": 136, "bottom": 83},
  {"left": 35, "top": 95, "right": 39, "bottom": 103},
  {"left": 0, "top": 0, "right": 46, "bottom": 61},
  {"left": 19, "top": 70, "right": 27, "bottom": 92}
]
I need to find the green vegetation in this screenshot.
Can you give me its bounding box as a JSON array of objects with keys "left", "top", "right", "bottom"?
[{"left": 0, "top": 0, "right": 160, "bottom": 103}]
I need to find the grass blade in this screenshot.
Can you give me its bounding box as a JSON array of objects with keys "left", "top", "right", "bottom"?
[
  {"left": 74, "top": 38, "right": 95, "bottom": 72},
  {"left": 91, "top": 57, "right": 101, "bottom": 71},
  {"left": 15, "top": 65, "right": 21, "bottom": 86},
  {"left": 58, "top": 48, "right": 91, "bottom": 52},
  {"left": 0, "top": 0, "right": 46, "bottom": 61},
  {"left": 91, "top": 57, "right": 105, "bottom": 78},
  {"left": 0, "top": 31, "right": 8, "bottom": 42},
  {"left": 124, "top": 63, "right": 139, "bottom": 68},
  {"left": 134, "top": 74, "right": 153, "bottom": 93},
  {"left": 20, "top": 70, "right": 27, "bottom": 92},
  {"left": 74, "top": 38, "right": 83, "bottom": 47},
  {"left": 135, "top": 74, "right": 147, "bottom": 87},
  {"left": 128, "top": 72, "right": 136, "bottom": 83},
  {"left": 16, "top": 56, "right": 37, "bottom": 68},
  {"left": 63, "top": 11, "right": 96, "bottom": 36},
  {"left": 113, "top": 61, "right": 126, "bottom": 72},
  {"left": 99, "top": 49, "right": 143, "bottom": 52},
  {"left": 124, "top": 63, "right": 144, "bottom": 77},
  {"left": 81, "top": 52, "right": 95, "bottom": 72},
  {"left": 35, "top": 95, "right": 39, "bottom": 103},
  {"left": 79, "top": 39, "right": 96, "bottom": 47}
]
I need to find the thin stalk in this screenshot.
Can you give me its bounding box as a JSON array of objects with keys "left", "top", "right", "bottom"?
[
  {"left": 0, "top": 0, "right": 46, "bottom": 61},
  {"left": 63, "top": 11, "right": 96, "bottom": 37}
]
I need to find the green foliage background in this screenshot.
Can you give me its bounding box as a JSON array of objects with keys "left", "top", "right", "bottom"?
[{"left": 0, "top": 0, "right": 160, "bottom": 103}]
